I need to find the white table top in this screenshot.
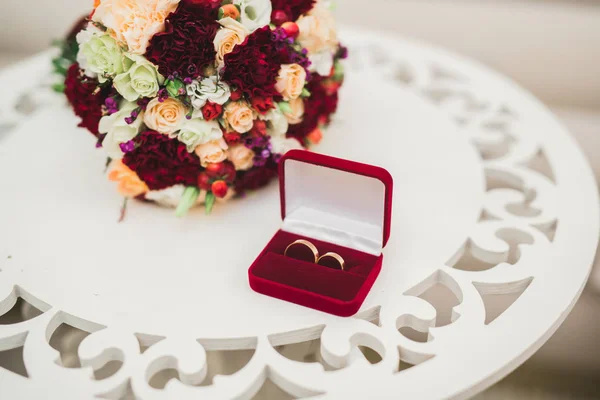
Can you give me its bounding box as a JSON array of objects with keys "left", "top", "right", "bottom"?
[{"left": 0, "top": 29, "right": 598, "bottom": 400}]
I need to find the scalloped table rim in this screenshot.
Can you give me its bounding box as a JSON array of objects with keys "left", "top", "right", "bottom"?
[{"left": 0, "top": 27, "right": 597, "bottom": 400}]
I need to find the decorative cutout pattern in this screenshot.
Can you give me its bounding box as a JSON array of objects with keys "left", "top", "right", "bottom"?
[{"left": 0, "top": 30, "right": 596, "bottom": 399}]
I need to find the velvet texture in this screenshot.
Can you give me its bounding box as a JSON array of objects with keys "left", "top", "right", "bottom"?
[
  {"left": 249, "top": 231, "right": 383, "bottom": 316},
  {"left": 279, "top": 150, "right": 394, "bottom": 247},
  {"left": 248, "top": 150, "right": 393, "bottom": 317}
]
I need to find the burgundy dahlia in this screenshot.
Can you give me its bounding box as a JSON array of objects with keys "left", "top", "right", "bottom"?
[
  {"left": 222, "top": 27, "right": 282, "bottom": 99},
  {"left": 287, "top": 74, "right": 339, "bottom": 140},
  {"left": 64, "top": 63, "right": 110, "bottom": 137},
  {"left": 123, "top": 131, "right": 202, "bottom": 191},
  {"left": 271, "top": 0, "right": 316, "bottom": 24},
  {"left": 146, "top": 1, "right": 220, "bottom": 79}
]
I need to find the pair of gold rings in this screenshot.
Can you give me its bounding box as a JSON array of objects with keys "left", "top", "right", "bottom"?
[{"left": 284, "top": 239, "right": 345, "bottom": 270}]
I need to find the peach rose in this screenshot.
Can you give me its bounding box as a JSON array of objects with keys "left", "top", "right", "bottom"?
[
  {"left": 194, "top": 138, "right": 229, "bottom": 167},
  {"left": 93, "top": 0, "right": 180, "bottom": 54},
  {"left": 275, "top": 64, "right": 306, "bottom": 101},
  {"left": 143, "top": 97, "right": 187, "bottom": 136},
  {"left": 108, "top": 160, "right": 149, "bottom": 197},
  {"left": 213, "top": 17, "right": 249, "bottom": 68},
  {"left": 224, "top": 101, "right": 256, "bottom": 133},
  {"left": 227, "top": 144, "right": 255, "bottom": 171},
  {"left": 284, "top": 98, "right": 305, "bottom": 125},
  {"left": 296, "top": 2, "right": 338, "bottom": 54}
]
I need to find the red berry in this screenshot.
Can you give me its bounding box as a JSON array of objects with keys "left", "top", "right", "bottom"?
[
  {"left": 197, "top": 173, "right": 212, "bottom": 191},
  {"left": 272, "top": 10, "right": 289, "bottom": 26},
  {"left": 212, "top": 180, "right": 229, "bottom": 198},
  {"left": 205, "top": 162, "right": 225, "bottom": 177},
  {"left": 281, "top": 22, "right": 299, "bottom": 39}
]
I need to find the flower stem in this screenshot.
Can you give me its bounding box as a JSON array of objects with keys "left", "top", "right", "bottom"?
[
  {"left": 205, "top": 192, "right": 216, "bottom": 215},
  {"left": 176, "top": 187, "right": 201, "bottom": 218}
]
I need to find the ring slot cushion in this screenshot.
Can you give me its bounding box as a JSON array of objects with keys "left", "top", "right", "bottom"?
[{"left": 248, "top": 150, "right": 393, "bottom": 317}]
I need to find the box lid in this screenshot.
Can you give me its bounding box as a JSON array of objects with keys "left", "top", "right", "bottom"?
[{"left": 279, "top": 150, "right": 393, "bottom": 256}]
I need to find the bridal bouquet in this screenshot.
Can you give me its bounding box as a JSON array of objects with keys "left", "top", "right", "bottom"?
[{"left": 54, "top": 0, "right": 345, "bottom": 216}]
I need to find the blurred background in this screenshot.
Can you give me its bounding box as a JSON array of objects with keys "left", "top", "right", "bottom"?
[{"left": 0, "top": 0, "right": 599, "bottom": 398}]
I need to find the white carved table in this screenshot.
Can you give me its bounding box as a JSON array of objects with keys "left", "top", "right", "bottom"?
[{"left": 0, "top": 28, "right": 598, "bottom": 400}]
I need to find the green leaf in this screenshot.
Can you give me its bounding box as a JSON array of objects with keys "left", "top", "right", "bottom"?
[
  {"left": 166, "top": 78, "right": 185, "bottom": 98},
  {"left": 52, "top": 58, "right": 69, "bottom": 76},
  {"left": 277, "top": 101, "right": 292, "bottom": 114},
  {"left": 301, "top": 88, "right": 311, "bottom": 98},
  {"left": 104, "top": 157, "right": 113, "bottom": 173},
  {"left": 52, "top": 83, "right": 66, "bottom": 93},
  {"left": 205, "top": 192, "right": 216, "bottom": 215},
  {"left": 176, "top": 186, "right": 201, "bottom": 218},
  {"left": 333, "top": 62, "right": 345, "bottom": 81}
]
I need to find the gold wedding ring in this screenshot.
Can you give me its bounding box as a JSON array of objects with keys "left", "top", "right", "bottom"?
[
  {"left": 284, "top": 239, "right": 320, "bottom": 263},
  {"left": 317, "top": 252, "right": 345, "bottom": 271}
]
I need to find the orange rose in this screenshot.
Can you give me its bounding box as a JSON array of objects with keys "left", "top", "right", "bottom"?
[
  {"left": 108, "top": 160, "right": 149, "bottom": 197},
  {"left": 93, "top": 0, "right": 180, "bottom": 54}
]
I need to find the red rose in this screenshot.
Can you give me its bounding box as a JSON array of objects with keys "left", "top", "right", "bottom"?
[
  {"left": 250, "top": 120, "right": 267, "bottom": 137},
  {"left": 229, "top": 88, "right": 243, "bottom": 101},
  {"left": 202, "top": 102, "right": 223, "bottom": 121},
  {"left": 250, "top": 96, "right": 274, "bottom": 114},
  {"left": 64, "top": 63, "right": 111, "bottom": 137},
  {"left": 224, "top": 132, "right": 242, "bottom": 145}
]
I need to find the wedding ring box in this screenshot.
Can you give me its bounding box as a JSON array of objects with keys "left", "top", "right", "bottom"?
[{"left": 248, "top": 150, "right": 394, "bottom": 316}]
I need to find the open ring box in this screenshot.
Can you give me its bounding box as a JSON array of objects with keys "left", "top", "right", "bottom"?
[{"left": 248, "top": 150, "right": 393, "bottom": 317}]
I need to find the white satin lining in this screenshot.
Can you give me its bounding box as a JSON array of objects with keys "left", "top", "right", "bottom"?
[{"left": 282, "top": 206, "right": 383, "bottom": 256}]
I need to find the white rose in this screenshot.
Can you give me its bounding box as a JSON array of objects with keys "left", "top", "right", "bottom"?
[
  {"left": 233, "top": 0, "right": 272, "bottom": 32},
  {"left": 75, "top": 24, "right": 103, "bottom": 78},
  {"left": 308, "top": 50, "right": 335, "bottom": 76},
  {"left": 79, "top": 34, "right": 127, "bottom": 83},
  {"left": 270, "top": 137, "right": 304, "bottom": 156},
  {"left": 113, "top": 54, "right": 164, "bottom": 102},
  {"left": 260, "top": 108, "right": 289, "bottom": 137},
  {"left": 186, "top": 76, "right": 231, "bottom": 110},
  {"left": 145, "top": 185, "right": 207, "bottom": 208},
  {"left": 177, "top": 118, "right": 223, "bottom": 152},
  {"left": 99, "top": 102, "right": 144, "bottom": 159},
  {"left": 213, "top": 17, "right": 249, "bottom": 68}
]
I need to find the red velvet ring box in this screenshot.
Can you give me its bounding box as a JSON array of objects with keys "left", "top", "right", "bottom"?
[{"left": 248, "top": 150, "right": 393, "bottom": 317}]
